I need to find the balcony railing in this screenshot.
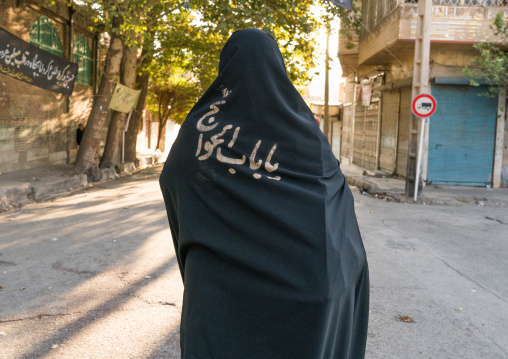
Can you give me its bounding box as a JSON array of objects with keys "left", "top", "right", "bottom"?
[
  {"left": 362, "top": 0, "right": 508, "bottom": 32},
  {"left": 406, "top": 0, "right": 507, "bottom": 5},
  {"left": 362, "top": 0, "right": 400, "bottom": 31}
]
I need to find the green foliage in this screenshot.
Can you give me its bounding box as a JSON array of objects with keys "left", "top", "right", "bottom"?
[
  {"left": 147, "top": 67, "right": 201, "bottom": 126},
  {"left": 185, "top": 0, "right": 359, "bottom": 89},
  {"left": 464, "top": 13, "right": 508, "bottom": 96},
  {"left": 72, "top": 0, "right": 360, "bottom": 119}
]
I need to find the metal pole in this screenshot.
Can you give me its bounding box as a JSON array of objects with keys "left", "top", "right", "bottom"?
[
  {"left": 122, "top": 131, "right": 125, "bottom": 164},
  {"left": 122, "top": 109, "right": 133, "bottom": 165},
  {"left": 406, "top": 0, "right": 432, "bottom": 200},
  {"left": 414, "top": 117, "right": 426, "bottom": 202},
  {"left": 351, "top": 83, "right": 358, "bottom": 163},
  {"left": 324, "top": 29, "right": 331, "bottom": 142},
  {"left": 493, "top": 86, "right": 506, "bottom": 188}
]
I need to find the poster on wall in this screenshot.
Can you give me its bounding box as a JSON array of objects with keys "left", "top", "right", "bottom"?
[
  {"left": 0, "top": 27, "right": 78, "bottom": 95},
  {"left": 109, "top": 83, "right": 141, "bottom": 113}
]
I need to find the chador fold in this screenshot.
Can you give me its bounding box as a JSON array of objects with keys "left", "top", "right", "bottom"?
[{"left": 160, "top": 28, "right": 369, "bottom": 359}]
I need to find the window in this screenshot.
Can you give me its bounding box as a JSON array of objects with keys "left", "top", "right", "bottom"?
[
  {"left": 29, "top": 16, "right": 63, "bottom": 57},
  {"left": 73, "top": 35, "right": 92, "bottom": 86}
]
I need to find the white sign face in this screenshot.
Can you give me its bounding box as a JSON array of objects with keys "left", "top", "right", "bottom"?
[{"left": 412, "top": 94, "right": 437, "bottom": 118}]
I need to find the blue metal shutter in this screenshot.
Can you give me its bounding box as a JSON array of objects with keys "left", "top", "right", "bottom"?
[{"left": 427, "top": 85, "right": 497, "bottom": 186}]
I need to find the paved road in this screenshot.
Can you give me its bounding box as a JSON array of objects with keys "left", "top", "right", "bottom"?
[{"left": 1, "top": 165, "right": 507, "bottom": 358}]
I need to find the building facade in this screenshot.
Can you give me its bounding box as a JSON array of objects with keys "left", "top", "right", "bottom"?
[
  {"left": 0, "top": 0, "right": 100, "bottom": 173},
  {"left": 339, "top": 0, "right": 508, "bottom": 187}
]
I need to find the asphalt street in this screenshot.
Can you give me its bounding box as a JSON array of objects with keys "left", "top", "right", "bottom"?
[{"left": 0, "top": 165, "right": 507, "bottom": 359}]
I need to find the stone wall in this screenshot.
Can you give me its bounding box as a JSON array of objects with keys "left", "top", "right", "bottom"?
[{"left": 0, "top": 0, "right": 99, "bottom": 173}]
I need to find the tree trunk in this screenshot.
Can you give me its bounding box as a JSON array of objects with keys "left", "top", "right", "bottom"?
[
  {"left": 75, "top": 21, "right": 123, "bottom": 176},
  {"left": 100, "top": 43, "right": 140, "bottom": 169},
  {"left": 125, "top": 43, "right": 152, "bottom": 163},
  {"left": 156, "top": 119, "right": 167, "bottom": 151}
]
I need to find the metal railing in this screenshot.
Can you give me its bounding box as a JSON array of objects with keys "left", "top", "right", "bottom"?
[
  {"left": 404, "top": 0, "right": 508, "bottom": 5},
  {"left": 363, "top": 0, "right": 507, "bottom": 33},
  {"left": 362, "top": 0, "right": 399, "bottom": 31}
]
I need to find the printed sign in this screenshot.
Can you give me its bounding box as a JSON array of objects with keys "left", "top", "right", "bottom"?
[
  {"left": 325, "top": 0, "right": 353, "bottom": 11},
  {"left": 0, "top": 27, "right": 78, "bottom": 95},
  {"left": 109, "top": 83, "right": 141, "bottom": 113},
  {"left": 412, "top": 94, "right": 437, "bottom": 118}
]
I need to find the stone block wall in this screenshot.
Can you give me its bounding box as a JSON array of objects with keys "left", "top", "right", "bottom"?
[{"left": 0, "top": 0, "right": 100, "bottom": 173}]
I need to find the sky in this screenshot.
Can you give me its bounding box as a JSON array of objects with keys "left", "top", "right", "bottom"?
[{"left": 306, "top": 20, "right": 343, "bottom": 103}]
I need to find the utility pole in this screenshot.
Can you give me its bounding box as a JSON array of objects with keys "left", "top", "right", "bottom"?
[
  {"left": 323, "top": 28, "right": 331, "bottom": 142},
  {"left": 405, "top": 0, "right": 432, "bottom": 199}
]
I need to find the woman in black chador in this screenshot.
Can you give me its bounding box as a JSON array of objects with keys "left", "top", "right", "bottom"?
[{"left": 160, "top": 28, "right": 369, "bottom": 359}]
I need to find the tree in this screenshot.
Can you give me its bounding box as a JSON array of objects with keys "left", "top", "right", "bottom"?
[
  {"left": 147, "top": 68, "right": 201, "bottom": 150},
  {"left": 188, "top": 0, "right": 358, "bottom": 90},
  {"left": 124, "top": 8, "right": 197, "bottom": 163},
  {"left": 74, "top": 0, "right": 358, "bottom": 174},
  {"left": 124, "top": 36, "right": 153, "bottom": 164},
  {"left": 74, "top": 0, "right": 194, "bottom": 174},
  {"left": 464, "top": 13, "right": 508, "bottom": 96},
  {"left": 74, "top": 16, "right": 124, "bottom": 177}
]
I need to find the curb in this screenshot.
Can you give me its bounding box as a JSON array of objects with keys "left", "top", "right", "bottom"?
[
  {"left": 344, "top": 175, "right": 382, "bottom": 195},
  {"left": 0, "top": 182, "right": 32, "bottom": 209},
  {"left": 0, "top": 164, "right": 143, "bottom": 210},
  {"left": 344, "top": 173, "right": 508, "bottom": 207},
  {"left": 32, "top": 174, "right": 88, "bottom": 201}
]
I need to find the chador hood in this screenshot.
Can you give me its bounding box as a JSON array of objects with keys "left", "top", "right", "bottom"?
[{"left": 160, "top": 28, "right": 369, "bottom": 359}]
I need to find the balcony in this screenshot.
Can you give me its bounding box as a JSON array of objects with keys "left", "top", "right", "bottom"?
[
  {"left": 338, "top": 29, "right": 360, "bottom": 74},
  {"left": 356, "top": 0, "right": 508, "bottom": 65}
]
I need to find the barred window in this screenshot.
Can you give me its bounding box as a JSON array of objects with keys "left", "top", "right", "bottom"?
[
  {"left": 406, "top": 0, "right": 508, "bottom": 4},
  {"left": 73, "top": 35, "right": 92, "bottom": 86},
  {"left": 29, "top": 16, "right": 63, "bottom": 57}
]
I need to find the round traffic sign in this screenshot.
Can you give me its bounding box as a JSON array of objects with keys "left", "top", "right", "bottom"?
[{"left": 412, "top": 94, "right": 437, "bottom": 118}]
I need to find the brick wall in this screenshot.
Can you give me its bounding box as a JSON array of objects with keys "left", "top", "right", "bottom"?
[{"left": 0, "top": 0, "right": 101, "bottom": 173}]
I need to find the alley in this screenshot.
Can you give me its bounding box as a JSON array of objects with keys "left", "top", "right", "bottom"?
[{"left": 1, "top": 165, "right": 507, "bottom": 359}]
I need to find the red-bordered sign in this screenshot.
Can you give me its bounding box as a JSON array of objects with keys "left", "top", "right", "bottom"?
[{"left": 412, "top": 94, "right": 437, "bottom": 118}]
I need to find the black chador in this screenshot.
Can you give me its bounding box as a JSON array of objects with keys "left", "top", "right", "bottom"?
[{"left": 160, "top": 28, "right": 369, "bottom": 359}]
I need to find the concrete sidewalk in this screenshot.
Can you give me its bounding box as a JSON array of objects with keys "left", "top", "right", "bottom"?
[
  {"left": 340, "top": 162, "right": 508, "bottom": 207},
  {"left": 0, "top": 164, "right": 121, "bottom": 210},
  {"left": 1, "top": 161, "right": 507, "bottom": 210}
]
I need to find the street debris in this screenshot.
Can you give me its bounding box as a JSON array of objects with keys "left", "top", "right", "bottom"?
[
  {"left": 52, "top": 262, "right": 96, "bottom": 276},
  {"left": 485, "top": 216, "right": 507, "bottom": 225},
  {"left": 0, "top": 260, "right": 17, "bottom": 266},
  {"left": 399, "top": 315, "right": 413, "bottom": 323},
  {"left": 0, "top": 285, "right": 4, "bottom": 290},
  {"left": 51, "top": 238, "right": 58, "bottom": 241}
]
